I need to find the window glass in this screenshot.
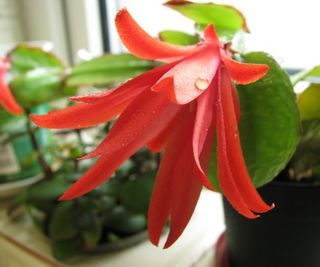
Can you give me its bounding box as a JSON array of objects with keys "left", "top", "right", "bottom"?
[{"left": 114, "top": 0, "right": 320, "bottom": 69}]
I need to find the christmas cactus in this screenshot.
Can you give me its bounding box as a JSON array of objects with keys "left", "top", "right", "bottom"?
[{"left": 3, "top": 1, "right": 300, "bottom": 250}]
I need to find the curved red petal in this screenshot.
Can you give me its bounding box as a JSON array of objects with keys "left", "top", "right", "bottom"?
[
  {"left": 60, "top": 155, "right": 117, "bottom": 200},
  {"left": 0, "top": 59, "right": 23, "bottom": 115},
  {"left": 192, "top": 83, "right": 216, "bottom": 189},
  {"left": 216, "top": 68, "right": 258, "bottom": 218},
  {"left": 152, "top": 45, "right": 220, "bottom": 104},
  {"left": 0, "top": 83, "right": 24, "bottom": 115},
  {"left": 82, "top": 90, "right": 180, "bottom": 159},
  {"left": 30, "top": 99, "right": 130, "bottom": 129},
  {"left": 115, "top": 9, "right": 194, "bottom": 61},
  {"left": 220, "top": 69, "right": 273, "bottom": 213},
  {"left": 60, "top": 93, "right": 179, "bottom": 200},
  {"left": 70, "top": 63, "right": 175, "bottom": 104},
  {"left": 222, "top": 54, "right": 269, "bottom": 85}
]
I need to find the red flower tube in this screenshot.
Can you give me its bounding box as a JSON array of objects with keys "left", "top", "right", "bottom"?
[
  {"left": 31, "top": 9, "right": 273, "bottom": 248},
  {"left": 0, "top": 57, "right": 23, "bottom": 115}
]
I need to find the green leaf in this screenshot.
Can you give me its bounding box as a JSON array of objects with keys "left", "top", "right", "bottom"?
[
  {"left": 159, "top": 30, "right": 199, "bottom": 46},
  {"left": 8, "top": 45, "right": 70, "bottom": 107},
  {"left": 49, "top": 202, "right": 78, "bottom": 241},
  {"left": 67, "top": 54, "right": 155, "bottom": 87},
  {"left": 75, "top": 212, "right": 95, "bottom": 231},
  {"left": 83, "top": 220, "right": 102, "bottom": 244},
  {"left": 52, "top": 236, "right": 83, "bottom": 261},
  {"left": 298, "top": 84, "right": 320, "bottom": 120},
  {"left": 165, "top": 1, "right": 248, "bottom": 39},
  {"left": 119, "top": 177, "right": 153, "bottom": 214},
  {"left": 209, "top": 52, "right": 300, "bottom": 188},
  {"left": 106, "top": 206, "right": 146, "bottom": 234},
  {"left": 288, "top": 119, "right": 320, "bottom": 180},
  {"left": 10, "top": 68, "right": 65, "bottom": 107},
  {"left": 28, "top": 180, "right": 68, "bottom": 200},
  {"left": 291, "top": 65, "right": 320, "bottom": 85},
  {"left": 10, "top": 45, "right": 64, "bottom": 74}
]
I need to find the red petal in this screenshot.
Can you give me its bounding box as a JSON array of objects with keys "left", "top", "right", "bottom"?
[
  {"left": 31, "top": 63, "right": 175, "bottom": 129},
  {"left": 220, "top": 68, "right": 273, "bottom": 213},
  {"left": 60, "top": 155, "right": 116, "bottom": 200},
  {"left": 115, "top": 9, "right": 194, "bottom": 61},
  {"left": 231, "top": 85, "right": 240, "bottom": 123},
  {"left": 30, "top": 98, "right": 130, "bottom": 129},
  {"left": 61, "top": 91, "right": 180, "bottom": 200},
  {"left": 163, "top": 110, "right": 202, "bottom": 248},
  {"left": 192, "top": 83, "right": 216, "bottom": 189},
  {"left": 152, "top": 45, "right": 220, "bottom": 104},
  {"left": 146, "top": 108, "right": 184, "bottom": 153},
  {"left": 222, "top": 54, "right": 269, "bottom": 85},
  {"left": 216, "top": 68, "right": 258, "bottom": 218},
  {"left": 0, "top": 59, "right": 23, "bottom": 115},
  {"left": 0, "top": 83, "right": 24, "bottom": 115},
  {"left": 82, "top": 89, "right": 180, "bottom": 159},
  {"left": 203, "top": 25, "right": 222, "bottom": 48},
  {"left": 70, "top": 63, "right": 175, "bottom": 104},
  {"left": 148, "top": 107, "right": 202, "bottom": 248}
]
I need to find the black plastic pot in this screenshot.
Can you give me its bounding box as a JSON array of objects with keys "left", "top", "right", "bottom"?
[{"left": 223, "top": 181, "right": 320, "bottom": 267}]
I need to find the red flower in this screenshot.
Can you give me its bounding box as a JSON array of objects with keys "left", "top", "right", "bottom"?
[
  {"left": 0, "top": 57, "right": 23, "bottom": 115},
  {"left": 31, "top": 9, "right": 273, "bottom": 248}
]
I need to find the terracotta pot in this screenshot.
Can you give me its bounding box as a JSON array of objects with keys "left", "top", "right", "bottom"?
[{"left": 223, "top": 181, "right": 320, "bottom": 267}]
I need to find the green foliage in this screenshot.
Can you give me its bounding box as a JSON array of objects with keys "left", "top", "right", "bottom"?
[
  {"left": 9, "top": 45, "right": 64, "bottom": 73},
  {"left": 291, "top": 65, "right": 320, "bottom": 85},
  {"left": 165, "top": 1, "right": 248, "bottom": 39},
  {"left": 8, "top": 45, "right": 74, "bottom": 108},
  {"left": 19, "top": 149, "right": 157, "bottom": 261},
  {"left": 105, "top": 206, "right": 146, "bottom": 234},
  {"left": 288, "top": 119, "right": 320, "bottom": 181},
  {"left": 119, "top": 176, "right": 154, "bottom": 214},
  {"left": 159, "top": 30, "right": 199, "bottom": 45},
  {"left": 51, "top": 236, "right": 83, "bottom": 261},
  {"left": 67, "top": 54, "right": 155, "bottom": 87},
  {"left": 298, "top": 84, "right": 320, "bottom": 120},
  {"left": 209, "top": 52, "right": 300, "bottom": 189},
  {"left": 49, "top": 202, "right": 78, "bottom": 241}
]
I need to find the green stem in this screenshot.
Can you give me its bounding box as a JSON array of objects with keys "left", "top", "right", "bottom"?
[{"left": 25, "top": 111, "right": 53, "bottom": 180}]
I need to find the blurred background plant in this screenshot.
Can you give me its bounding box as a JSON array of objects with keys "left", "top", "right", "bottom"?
[{"left": 2, "top": 43, "right": 157, "bottom": 260}]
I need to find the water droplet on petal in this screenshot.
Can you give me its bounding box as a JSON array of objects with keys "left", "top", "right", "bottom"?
[{"left": 195, "top": 78, "right": 209, "bottom": 91}]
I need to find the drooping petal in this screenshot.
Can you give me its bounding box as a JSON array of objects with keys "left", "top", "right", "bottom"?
[
  {"left": 192, "top": 83, "right": 216, "bottom": 189},
  {"left": 81, "top": 89, "right": 180, "bottom": 159},
  {"left": 163, "top": 111, "right": 202, "bottom": 248},
  {"left": 60, "top": 91, "right": 180, "bottom": 200},
  {"left": 70, "top": 62, "right": 175, "bottom": 104},
  {"left": 152, "top": 45, "right": 220, "bottom": 104},
  {"left": 148, "top": 107, "right": 202, "bottom": 248},
  {"left": 216, "top": 68, "right": 258, "bottom": 218},
  {"left": 0, "top": 58, "right": 23, "bottom": 115},
  {"left": 220, "top": 68, "right": 273, "bottom": 213},
  {"left": 115, "top": 9, "right": 194, "bottom": 61},
  {"left": 30, "top": 98, "right": 130, "bottom": 129},
  {"left": 222, "top": 54, "right": 269, "bottom": 85}
]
